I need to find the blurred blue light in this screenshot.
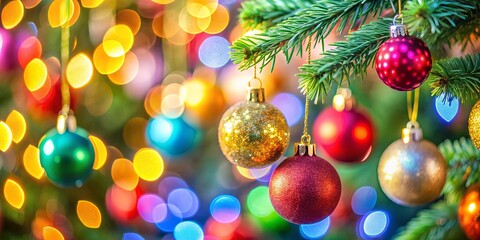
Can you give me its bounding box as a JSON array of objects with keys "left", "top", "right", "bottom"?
[
  {"left": 198, "top": 36, "right": 231, "bottom": 68},
  {"left": 271, "top": 93, "right": 304, "bottom": 126},
  {"left": 435, "top": 93, "right": 459, "bottom": 122},
  {"left": 351, "top": 186, "right": 377, "bottom": 215},
  {"left": 360, "top": 211, "right": 389, "bottom": 238},
  {"left": 28, "top": 22, "right": 38, "bottom": 36},
  {"left": 156, "top": 204, "right": 183, "bottom": 232},
  {"left": 137, "top": 194, "right": 164, "bottom": 223},
  {"left": 122, "top": 232, "right": 145, "bottom": 240},
  {"left": 210, "top": 195, "right": 241, "bottom": 223},
  {"left": 168, "top": 188, "right": 199, "bottom": 218},
  {"left": 174, "top": 221, "right": 204, "bottom": 240},
  {"left": 300, "top": 217, "right": 330, "bottom": 239},
  {"left": 158, "top": 176, "right": 189, "bottom": 198}
]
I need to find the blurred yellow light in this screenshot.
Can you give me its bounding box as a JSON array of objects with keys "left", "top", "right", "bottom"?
[
  {"left": 133, "top": 148, "right": 164, "bottom": 181},
  {"left": 123, "top": 117, "right": 148, "bottom": 150},
  {"left": 89, "top": 136, "right": 107, "bottom": 170},
  {"left": 23, "top": 145, "right": 44, "bottom": 179},
  {"left": 24, "top": 58, "right": 48, "bottom": 92},
  {"left": 108, "top": 52, "right": 139, "bottom": 85},
  {"left": 111, "top": 158, "right": 139, "bottom": 191},
  {"left": 184, "top": 80, "right": 206, "bottom": 107},
  {"left": 23, "top": 0, "right": 41, "bottom": 9},
  {"left": 144, "top": 85, "right": 163, "bottom": 117},
  {"left": 6, "top": 110, "right": 26, "bottom": 143},
  {"left": 103, "top": 40, "right": 125, "bottom": 58},
  {"left": 161, "top": 94, "right": 185, "bottom": 118},
  {"left": 84, "top": 80, "right": 113, "bottom": 116},
  {"left": 205, "top": 4, "right": 229, "bottom": 34},
  {"left": 0, "top": 121, "right": 13, "bottom": 152},
  {"left": 43, "top": 226, "right": 64, "bottom": 240},
  {"left": 116, "top": 9, "right": 141, "bottom": 35},
  {"left": 77, "top": 200, "right": 102, "bottom": 228},
  {"left": 4, "top": 178, "right": 25, "bottom": 209},
  {"left": 153, "top": 0, "right": 175, "bottom": 4},
  {"left": 178, "top": 8, "right": 210, "bottom": 34},
  {"left": 67, "top": 53, "right": 93, "bottom": 89},
  {"left": 152, "top": 11, "right": 179, "bottom": 39},
  {"left": 93, "top": 43, "right": 125, "bottom": 74},
  {"left": 186, "top": 0, "right": 218, "bottom": 18},
  {"left": 1, "top": 0, "right": 24, "bottom": 29},
  {"left": 236, "top": 166, "right": 256, "bottom": 180},
  {"left": 48, "top": 0, "right": 74, "bottom": 28},
  {"left": 81, "top": 0, "right": 104, "bottom": 8},
  {"left": 103, "top": 24, "right": 134, "bottom": 54},
  {"left": 66, "top": 0, "right": 81, "bottom": 27}
]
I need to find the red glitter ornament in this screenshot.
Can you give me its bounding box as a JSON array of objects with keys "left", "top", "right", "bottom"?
[
  {"left": 375, "top": 22, "right": 432, "bottom": 91},
  {"left": 313, "top": 89, "right": 374, "bottom": 163},
  {"left": 269, "top": 143, "right": 341, "bottom": 224},
  {"left": 458, "top": 183, "right": 480, "bottom": 240}
]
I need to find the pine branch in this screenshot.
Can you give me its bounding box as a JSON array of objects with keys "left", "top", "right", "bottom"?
[
  {"left": 438, "top": 138, "right": 480, "bottom": 204},
  {"left": 298, "top": 19, "right": 390, "bottom": 103},
  {"left": 394, "top": 202, "right": 462, "bottom": 240},
  {"left": 239, "top": 0, "right": 316, "bottom": 30},
  {"left": 231, "top": 0, "right": 389, "bottom": 70},
  {"left": 428, "top": 54, "right": 480, "bottom": 102}
]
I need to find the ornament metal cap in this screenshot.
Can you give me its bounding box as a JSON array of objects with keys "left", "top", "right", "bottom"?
[
  {"left": 401, "top": 121, "right": 423, "bottom": 143},
  {"left": 295, "top": 142, "right": 316, "bottom": 157},
  {"left": 246, "top": 87, "right": 265, "bottom": 103},
  {"left": 57, "top": 107, "right": 77, "bottom": 134},
  {"left": 390, "top": 16, "right": 408, "bottom": 37}
]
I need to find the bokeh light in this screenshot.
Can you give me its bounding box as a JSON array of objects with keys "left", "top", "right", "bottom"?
[
  {"left": 158, "top": 176, "right": 189, "bottom": 198},
  {"left": 351, "top": 186, "right": 377, "bottom": 215},
  {"left": 155, "top": 204, "right": 183, "bottom": 232},
  {"left": 81, "top": 0, "right": 104, "bottom": 8},
  {"left": 123, "top": 117, "right": 148, "bottom": 150},
  {"left": 77, "top": 200, "right": 102, "bottom": 228},
  {"left": 67, "top": 53, "right": 93, "bottom": 88},
  {"left": 4, "top": 177, "right": 25, "bottom": 209},
  {"left": 174, "top": 221, "right": 204, "bottom": 240},
  {"left": 23, "top": 0, "right": 41, "bottom": 9},
  {"left": 108, "top": 51, "right": 139, "bottom": 85},
  {"left": 0, "top": 121, "right": 13, "bottom": 151},
  {"left": 23, "top": 145, "right": 44, "bottom": 179},
  {"left": 1, "top": 0, "right": 24, "bottom": 29},
  {"left": 111, "top": 158, "right": 139, "bottom": 191},
  {"left": 6, "top": 110, "right": 27, "bottom": 143},
  {"left": 84, "top": 80, "right": 113, "bottom": 116},
  {"left": 198, "top": 36, "right": 230, "bottom": 68},
  {"left": 133, "top": 148, "right": 164, "bottom": 181},
  {"left": 137, "top": 194, "right": 164, "bottom": 223},
  {"left": 435, "top": 93, "right": 459, "bottom": 123},
  {"left": 106, "top": 185, "right": 139, "bottom": 222},
  {"left": 300, "top": 217, "right": 331, "bottom": 239},
  {"left": 48, "top": 0, "right": 74, "bottom": 28},
  {"left": 246, "top": 186, "right": 275, "bottom": 218},
  {"left": 271, "top": 93, "right": 303, "bottom": 126},
  {"left": 89, "top": 136, "right": 107, "bottom": 170},
  {"left": 168, "top": 188, "right": 199, "bottom": 218},
  {"left": 18, "top": 36, "right": 42, "bottom": 68},
  {"left": 116, "top": 9, "right": 141, "bottom": 35},
  {"left": 24, "top": 58, "right": 48, "bottom": 92},
  {"left": 123, "top": 232, "right": 145, "bottom": 240},
  {"left": 104, "top": 24, "right": 134, "bottom": 54},
  {"left": 43, "top": 226, "right": 65, "bottom": 240},
  {"left": 358, "top": 211, "right": 389, "bottom": 239},
  {"left": 93, "top": 43, "right": 125, "bottom": 74},
  {"left": 204, "top": 4, "right": 229, "bottom": 34},
  {"left": 210, "top": 195, "right": 241, "bottom": 223}
]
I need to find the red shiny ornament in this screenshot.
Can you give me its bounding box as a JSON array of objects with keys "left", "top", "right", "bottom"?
[
  {"left": 313, "top": 107, "right": 374, "bottom": 163},
  {"left": 375, "top": 35, "right": 432, "bottom": 91},
  {"left": 269, "top": 145, "right": 341, "bottom": 224},
  {"left": 458, "top": 183, "right": 480, "bottom": 240}
]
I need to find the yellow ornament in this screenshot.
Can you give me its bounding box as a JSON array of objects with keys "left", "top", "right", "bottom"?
[
  {"left": 218, "top": 87, "right": 289, "bottom": 168},
  {"left": 468, "top": 99, "right": 480, "bottom": 149},
  {"left": 378, "top": 122, "right": 447, "bottom": 206}
]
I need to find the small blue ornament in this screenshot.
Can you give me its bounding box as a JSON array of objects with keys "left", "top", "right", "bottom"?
[{"left": 435, "top": 93, "right": 459, "bottom": 122}]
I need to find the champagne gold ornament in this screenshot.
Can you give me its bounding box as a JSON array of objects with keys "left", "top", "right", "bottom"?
[
  {"left": 218, "top": 80, "right": 289, "bottom": 168},
  {"left": 468, "top": 99, "right": 480, "bottom": 149},
  {"left": 378, "top": 121, "right": 447, "bottom": 206}
]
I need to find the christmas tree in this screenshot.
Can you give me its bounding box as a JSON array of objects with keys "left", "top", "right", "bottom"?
[{"left": 0, "top": 0, "right": 479, "bottom": 239}]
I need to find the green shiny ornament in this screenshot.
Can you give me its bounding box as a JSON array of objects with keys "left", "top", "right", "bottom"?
[{"left": 39, "top": 128, "right": 95, "bottom": 188}]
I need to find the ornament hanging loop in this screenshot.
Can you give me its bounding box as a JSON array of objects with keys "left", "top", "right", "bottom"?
[
  {"left": 247, "top": 77, "right": 263, "bottom": 89},
  {"left": 57, "top": 109, "right": 77, "bottom": 134},
  {"left": 402, "top": 121, "right": 423, "bottom": 143},
  {"left": 301, "top": 134, "right": 311, "bottom": 145}
]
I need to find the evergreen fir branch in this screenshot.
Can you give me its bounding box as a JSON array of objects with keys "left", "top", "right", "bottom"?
[
  {"left": 239, "top": 0, "right": 316, "bottom": 30},
  {"left": 394, "top": 202, "right": 462, "bottom": 240},
  {"left": 297, "top": 19, "right": 391, "bottom": 103},
  {"left": 428, "top": 54, "right": 480, "bottom": 102},
  {"left": 231, "top": 0, "right": 389, "bottom": 70},
  {"left": 439, "top": 138, "right": 480, "bottom": 204}
]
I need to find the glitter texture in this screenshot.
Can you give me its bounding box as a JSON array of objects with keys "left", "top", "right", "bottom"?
[
  {"left": 218, "top": 99, "right": 289, "bottom": 168},
  {"left": 269, "top": 152, "right": 341, "bottom": 224},
  {"left": 468, "top": 99, "right": 480, "bottom": 149}
]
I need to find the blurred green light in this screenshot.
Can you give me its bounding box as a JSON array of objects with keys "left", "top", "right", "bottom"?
[{"left": 246, "top": 186, "right": 274, "bottom": 218}]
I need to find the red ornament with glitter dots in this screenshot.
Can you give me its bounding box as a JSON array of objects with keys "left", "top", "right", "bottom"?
[{"left": 375, "top": 23, "right": 432, "bottom": 91}]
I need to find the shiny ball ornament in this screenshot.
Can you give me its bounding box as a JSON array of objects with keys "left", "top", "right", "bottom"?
[
  {"left": 269, "top": 143, "right": 341, "bottom": 224},
  {"left": 468, "top": 99, "right": 480, "bottom": 150},
  {"left": 375, "top": 23, "right": 432, "bottom": 91},
  {"left": 313, "top": 91, "right": 374, "bottom": 163},
  {"left": 458, "top": 183, "right": 480, "bottom": 240},
  {"left": 39, "top": 128, "right": 95, "bottom": 187},
  {"left": 146, "top": 115, "right": 201, "bottom": 157},
  {"left": 378, "top": 122, "right": 446, "bottom": 206},
  {"left": 218, "top": 87, "right": 289, "bottom": 168}
]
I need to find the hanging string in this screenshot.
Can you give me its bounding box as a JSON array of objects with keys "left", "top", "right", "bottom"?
[
  {"left": 60, "top": 0, "right": 72, "bottom": 114},
  {"left": 407, "top": 88, "right": 420, "bottom": 122},
  {"left": 398, "top": 0, "right": 402, "bottom": 17},
  {"left": 301, "top": 36, "right": 312, "bottom": 144}
]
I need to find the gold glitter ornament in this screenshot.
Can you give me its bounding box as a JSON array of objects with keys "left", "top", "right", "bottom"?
[
  {"left": 468, "top": 99, "right": 480, "bottom": 149},
  {"left": 378, "top": 121, "right": 447, "bottom": 206},
  {"left": 218, "top": 87, "right": 289, "bottom": 168}
]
